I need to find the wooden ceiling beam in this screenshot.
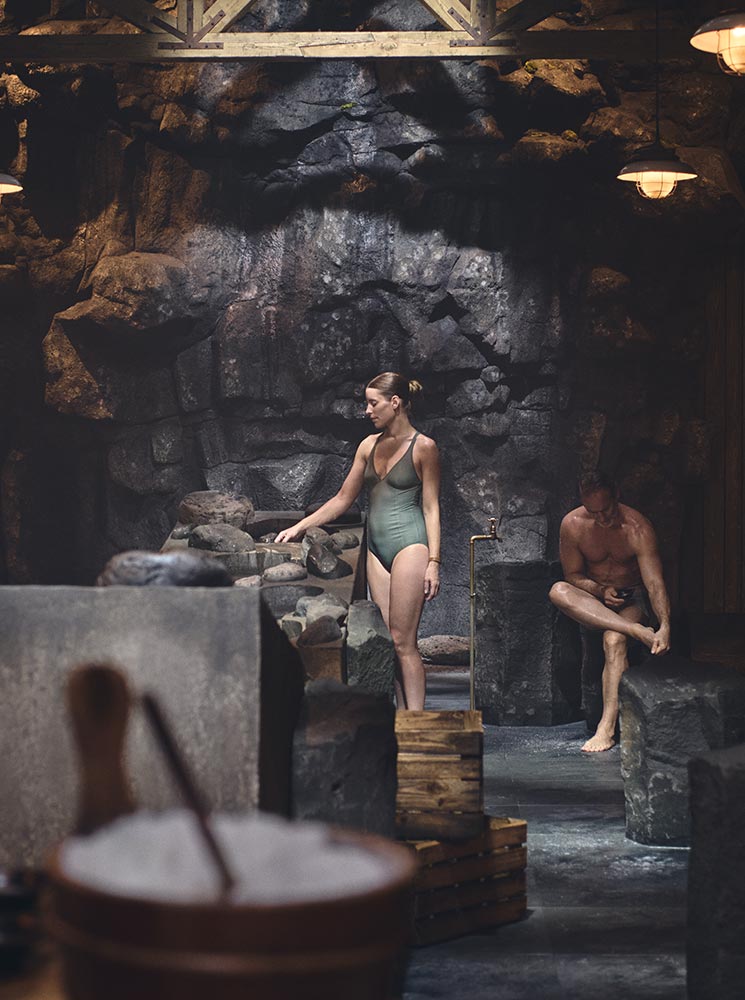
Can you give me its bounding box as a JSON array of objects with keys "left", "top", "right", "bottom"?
[
  {"left": 408, "top": 0, "right": 467, "bottom": 34},
  {"left": 99, "top": 0, "right": 177, "bottom": 33},
  {"left": 201, "top": 0, "right": 261, "bottom": 36},
  {"left": 0, "top": 27, "right": 693, "bottom": 60},
  {"left": 491, "top": 0, "right": 565, "bottom": 34}
]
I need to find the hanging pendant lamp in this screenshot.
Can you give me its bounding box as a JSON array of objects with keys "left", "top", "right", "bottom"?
[
  {"left": 690, "top": 11, "right": 745, "bottom": 75},
  {"left": 0, "top": 173, "right": 22, "bottom": 201},
  {"left": 617, "top": 0, "right": 697, "bottom": 200}
]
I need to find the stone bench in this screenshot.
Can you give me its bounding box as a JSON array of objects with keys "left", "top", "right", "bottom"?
[
  {"left": 687, "top": 742, "right": 745, "bottom": 1000},
  {"left": 619, "top": 654, "right": 745, "bottom": 845}
]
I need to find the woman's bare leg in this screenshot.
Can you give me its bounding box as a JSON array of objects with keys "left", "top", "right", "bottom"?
[
  {"left": 366, "top": 551, "right": 407, "bottom": 706},
  {"left": 388, "top": 544, "right": 429, "bottom": 711}
]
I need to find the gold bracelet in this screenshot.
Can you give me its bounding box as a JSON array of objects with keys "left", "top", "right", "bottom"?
[{"left": 428, "top": 556, "right": 441, "bottom": 564}]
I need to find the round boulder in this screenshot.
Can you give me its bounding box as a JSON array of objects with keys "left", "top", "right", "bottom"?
[
  {"left": 330, "top": 530, "right": 360, "bottom": 550},
  {"left": 178, "top": 490, "right": 255, "bottom": 529},
  {"left": 263, "top": 562, "right": 308, "bottom": 582},
  {"left": 418, "top": 635, "right": 470, "bottom": 666},
  {"left": 297, "top": 616, "right": 344, "bottom": 646},
  {"left": 189, "top": 524, "right": 256, "bottom": 553},
  {"left": 96, "top": 550, "right": 233, "bottom": 588}
]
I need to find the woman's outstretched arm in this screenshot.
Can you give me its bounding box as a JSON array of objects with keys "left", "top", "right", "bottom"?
[{"left": 274, "top": 439, "right": 372, "bottom": 542}]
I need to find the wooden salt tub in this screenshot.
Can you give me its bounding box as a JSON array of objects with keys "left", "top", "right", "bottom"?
[{"left": 46, "top": 828, "right": 415, "bottom": 1000}]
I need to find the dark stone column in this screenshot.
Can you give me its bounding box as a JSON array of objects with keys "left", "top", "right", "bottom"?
[
  {"left": 291, "top": 679, "right": 397, "bottom": 837},
  {"left": 474, "top": 560, "right": 581, "bottom": 725},
  {"left": 619, "top": 656, "right": 745, "bottom": 845},
  {"left": 688, "top": 743, "right": 745, "bottom": 1000}
]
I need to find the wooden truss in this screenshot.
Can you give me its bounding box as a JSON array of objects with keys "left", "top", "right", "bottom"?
[{"left": 0, "top": 0, "right": 691, "bottom": 61}]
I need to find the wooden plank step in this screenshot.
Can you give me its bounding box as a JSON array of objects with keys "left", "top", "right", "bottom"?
[
  {"left": 396, "top": 730, "right": 483, "bottom": 755},
  {"left": 397, "top": 777, "right": 483, "bottom": 812},
  {"left": 396, "top": 810, "right": 486, "bottom": 841},
  {"left": 415, "top": 846, "right": 528, "bottom": 892},
  {"left": 397, "top": 754, "right": 482, "bottom": 780},
  {"left": 410, "top": 817, "right": 527, "bottom": 863},
  {"left": 395, "top": 710, "right": 483, "bottom": 732},
  {"left": 414, "top": 872, "right": 527, "bottom": 918},
  {"left": 412, "top": 895, "right": 528, "bottom": 947}
]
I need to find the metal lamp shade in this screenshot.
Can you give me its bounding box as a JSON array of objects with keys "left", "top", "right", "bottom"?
[
  {"left": 690, "top": 12, "right": 745, "bottom": 74},
  {"left": 617, "top": 144, "right": 697, "bottom": 200},
  {"left": 0, "top": 173, "right": 23, "bottom": 196}
]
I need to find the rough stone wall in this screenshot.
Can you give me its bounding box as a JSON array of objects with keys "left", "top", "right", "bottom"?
[{"left": 0, "top": 1, "right": 740, "bottom": 633}]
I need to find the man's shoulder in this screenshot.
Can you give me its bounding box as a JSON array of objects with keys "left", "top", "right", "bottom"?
[
  {"left": 560, "top": 506, "right": 588, "bottom": 534},
  {"left": 619, "top": 504, "right": 658, "bottom": 547},
  {"left": 619, "top": 503, "right": 654, "bottom": 533}
]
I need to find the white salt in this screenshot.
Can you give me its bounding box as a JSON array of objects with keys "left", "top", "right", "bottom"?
[{"left": 60, "top": 811, "right": 393, "bottom": 904}]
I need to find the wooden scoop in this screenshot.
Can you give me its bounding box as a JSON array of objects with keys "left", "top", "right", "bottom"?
[{"left": 67, "top": 663, "right": 136, "bottom": 836}]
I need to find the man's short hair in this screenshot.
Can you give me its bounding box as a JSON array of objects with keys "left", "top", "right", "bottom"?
[{"left": 578, "top": 470, "right": 617, "bottom": 497}]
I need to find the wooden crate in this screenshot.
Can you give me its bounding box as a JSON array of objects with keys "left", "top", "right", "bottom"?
[
  {"left": 396, "top": 710, "right": 483, "bottom": 840},
  {"left": 408, "top": 817, "right": 528, "bottom": 946}
]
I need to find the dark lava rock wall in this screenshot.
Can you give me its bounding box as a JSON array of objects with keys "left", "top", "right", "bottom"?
[{"left": 0, "top": 2, "right": 741, "bottom": 633}]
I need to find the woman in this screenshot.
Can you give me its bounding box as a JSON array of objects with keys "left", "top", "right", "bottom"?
[{"left": 275, "top": 373, "right": 441, "bottom": 710}]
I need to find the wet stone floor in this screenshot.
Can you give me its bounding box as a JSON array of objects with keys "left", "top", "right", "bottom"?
[{"left": 403, "top": 671, "right": 689, "bottom": 1000}]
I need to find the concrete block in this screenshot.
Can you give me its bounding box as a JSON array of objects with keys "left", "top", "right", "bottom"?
[{"left": 0, "top": 586, "right": 304, "bottom": 867}]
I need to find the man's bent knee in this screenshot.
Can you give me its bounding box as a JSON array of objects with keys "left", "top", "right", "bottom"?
[
  {"left": 549, "top": 581, "right": 573, "bottom": 607},
  {"left": 603, "top": 630, "right": 627, "bottom": 654}
]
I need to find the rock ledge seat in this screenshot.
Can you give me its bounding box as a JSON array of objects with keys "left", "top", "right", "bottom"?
[{"left": 619, "top": 654, "right": 745, "bottom": 845}]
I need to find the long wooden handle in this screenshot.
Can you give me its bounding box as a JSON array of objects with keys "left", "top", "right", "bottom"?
[
  {"left": 141, "top": 692, "right": 235, "bottom": 897},
  {"left": 67, "top": 663, "right": 136, "bottom": 835}
]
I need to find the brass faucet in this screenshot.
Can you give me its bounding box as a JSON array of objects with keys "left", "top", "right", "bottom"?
[{"left": 469, "top": 517, "right": 501, "bottom": 711}]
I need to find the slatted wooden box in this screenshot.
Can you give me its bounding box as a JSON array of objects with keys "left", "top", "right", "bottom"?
[
  {"left": 408, "top": 817, "right": 528, "bottom": 947},
  {"left": 395, "top": 710, "right": 483, "bottom": 841}
]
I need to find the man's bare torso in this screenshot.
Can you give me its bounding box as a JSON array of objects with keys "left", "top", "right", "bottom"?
[{"left": 562, "top": 502, "right": 647, "bottom": 588}]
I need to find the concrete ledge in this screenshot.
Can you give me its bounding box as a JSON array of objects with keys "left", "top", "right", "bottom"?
[{"left": 0, "top": 586, "right": 304, "bottom": 867}]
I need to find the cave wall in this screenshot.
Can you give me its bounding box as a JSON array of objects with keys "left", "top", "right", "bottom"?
[{"left": 0, "top": 1, "right": 741, "bottom": 634}]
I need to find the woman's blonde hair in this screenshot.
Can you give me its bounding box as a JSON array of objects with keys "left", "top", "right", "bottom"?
[{"left": 366, "top": 372, "right": 423, "bottom": 409}]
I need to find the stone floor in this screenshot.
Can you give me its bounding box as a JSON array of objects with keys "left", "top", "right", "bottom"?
[{"left": 403, "top": 670, "right": 689, "bottom": 1000}]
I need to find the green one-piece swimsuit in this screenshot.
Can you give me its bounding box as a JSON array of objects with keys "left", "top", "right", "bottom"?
[{"left": 363, "top": 432, "right": 428, "bottom": 572}]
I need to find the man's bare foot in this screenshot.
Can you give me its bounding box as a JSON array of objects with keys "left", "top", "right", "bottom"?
[
  {"left": 582, "top": 730, "right": 616, "bottom": 752},
  {"left": 632, "top": 624, "right": 656, "bottom": 650}
]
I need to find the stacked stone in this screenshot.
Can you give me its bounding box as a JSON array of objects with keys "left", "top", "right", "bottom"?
[
  {"left": 619, "top": 656, "right": 745, "bottom": 845},
  {"left": 688, "top": 743, "right": 745, "bottom": 1000},
  {"left": 291, "top": 679, "right": 397, "bottom": 838}
]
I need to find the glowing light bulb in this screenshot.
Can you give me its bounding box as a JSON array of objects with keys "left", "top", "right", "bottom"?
[
  {"left": 636, "top": 172, "right": 677, "bottom": 200},
  {"left": 719, "top": 25, "right": 745, "bottom": 73},
  {"left": 691, "top": 14, "right": 745, "bottom": 75}
]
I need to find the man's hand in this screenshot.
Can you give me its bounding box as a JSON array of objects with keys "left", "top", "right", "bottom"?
[
  {"left": 601, "top": 586, "right": 626, "bottom": 609},
  {"left": 650, "top": 626, "right": 671, "bottom": 656}
]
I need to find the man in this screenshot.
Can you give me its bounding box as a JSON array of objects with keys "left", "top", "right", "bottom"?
[{"left": 549, "top": 471, "right": 671, "bottom": 752}]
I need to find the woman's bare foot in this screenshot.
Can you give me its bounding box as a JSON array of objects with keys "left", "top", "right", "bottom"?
[{"left": 582, "top": 729, "right": 616, "bottom": 752}]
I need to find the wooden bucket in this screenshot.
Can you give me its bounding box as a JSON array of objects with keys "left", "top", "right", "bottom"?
[{"left": 46, "top": 829, "right": 416, "bottom": 1000}]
